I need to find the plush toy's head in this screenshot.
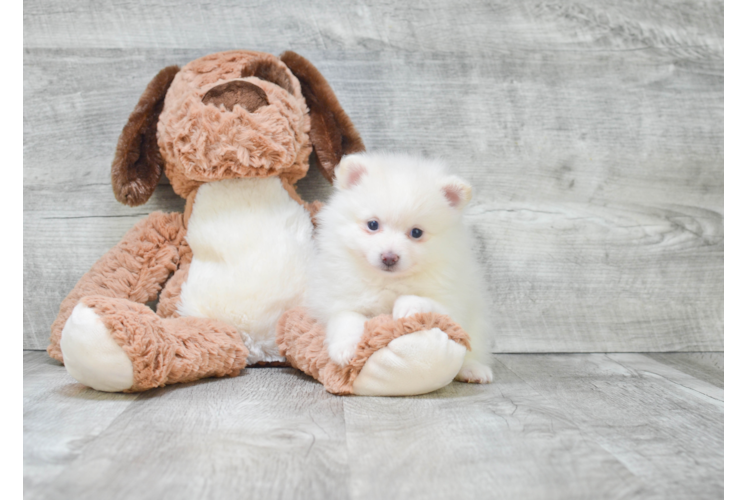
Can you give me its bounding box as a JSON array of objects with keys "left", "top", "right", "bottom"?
[{"left": 111, "top": 50, "right": 365, "bottom": 206}]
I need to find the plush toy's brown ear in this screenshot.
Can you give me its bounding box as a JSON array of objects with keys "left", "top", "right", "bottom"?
[
  {"left": 111, "top": 65, "right": 180, "bottom": 206},
  {"left": 241, "top": 58, "right": 296, "bottom": 95},
  {"left": 280, "top": 51, "right": 365, "bottom": 183}
]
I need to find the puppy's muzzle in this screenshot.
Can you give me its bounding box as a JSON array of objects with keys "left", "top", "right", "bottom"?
[{"left": 381, "top": 252, "right": 400, "bottom": 269}]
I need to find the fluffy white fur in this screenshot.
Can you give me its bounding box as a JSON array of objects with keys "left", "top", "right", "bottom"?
[
  {"left": 307, "top": 152, "right": 493, "bottom": 383},
  {"left": 179, "top": 177, "right": 314, "bottom": 364}
]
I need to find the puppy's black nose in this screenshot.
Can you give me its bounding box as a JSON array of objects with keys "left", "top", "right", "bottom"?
[{"left": 381, "top": 252, "right": 399, "bottom": 267}]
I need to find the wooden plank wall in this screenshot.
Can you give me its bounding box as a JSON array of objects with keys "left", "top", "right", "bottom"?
[{"left": 23, "top": 1, "right": 724, "bottom": 352}]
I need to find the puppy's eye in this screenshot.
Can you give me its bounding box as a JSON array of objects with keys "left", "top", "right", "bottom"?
[
  {"left": 367, "top": 220, "right": 379, "bottom": 231},
  {"left": 410, "top": 228, "right": 423, "bottom": 239}
]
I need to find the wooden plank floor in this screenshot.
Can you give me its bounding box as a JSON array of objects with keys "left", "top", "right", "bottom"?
[{"left": 24, "top": 351, "right": 723, "bottom": 500}]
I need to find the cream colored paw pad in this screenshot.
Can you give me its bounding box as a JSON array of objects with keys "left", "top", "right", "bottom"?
[
  {"left": 352, "top": 328, "right": 466, "bottom": 396},
  {"left": 60, "top": 304, "right": 134, "bottom": 392}
]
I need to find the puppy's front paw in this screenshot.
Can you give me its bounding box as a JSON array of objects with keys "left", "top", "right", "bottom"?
[
  {"left": 393, "top": 295, "right": 444, "bottom": 320},
  {"left": 327, "top": 338, "right": 358, "bottom": 367},
  {"left": 325, "top": 311, "right": 367, "bottom": 367},
  {"left": 455, "top": 359, "right": 493, "bottom": 384}
]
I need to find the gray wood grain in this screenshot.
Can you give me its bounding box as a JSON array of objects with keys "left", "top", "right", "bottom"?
[
  {"left": 607, "top": 353, "right": 723, "bottom": 402},
  {"left": 23, "top": 1, "right": 724, "bottom": 54},
  {"left": 720, "top": 0, "right": 748, "bottom": 356},
  {"left": 24, "top": 351, "right": 724, "bottom": 500},
  {"left": 24, "top": 1, "right": 723, "bottom": 352},
  {"left": 498, "top": 353, "right": 723, "bottom": 499},
  {"left": 23, "top": 352, "right": 139, "bottom": 495},
  {"left": 25, "top": 356, "right": 349, "bottom": 500},
  {"left": 342, "top": 358, "right": 649, "bottom": 500},
  {"left": 644, "top": 352, "right": 724, "bottom": 388}
]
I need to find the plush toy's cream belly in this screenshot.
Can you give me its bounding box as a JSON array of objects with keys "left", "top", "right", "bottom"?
[{"left": 177, "top": 177, "right": 313, "bottom": 364}]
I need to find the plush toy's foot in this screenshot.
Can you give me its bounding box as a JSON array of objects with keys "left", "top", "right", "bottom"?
[
  {"left": 60, "top": 304, "right": 135, "bottom": 392},
  {"left": 58, "top": 296, "right": 249, "bottom": 392},
  {"left": 351, "top": 327, "right": 466, "bottom": 396},
  {"left": 277, "top": 308, "right": 471, "bottom": 396}
]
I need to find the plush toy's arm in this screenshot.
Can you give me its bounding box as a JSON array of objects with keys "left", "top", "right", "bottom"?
[
  {"left": 278, "top": 308, "right": 471, "bottom": 396},
  {"left": 48, "top": 211, "right": 188, "bottom": 362}
]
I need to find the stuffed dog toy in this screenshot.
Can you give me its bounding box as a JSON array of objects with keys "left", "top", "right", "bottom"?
[{"left": 47, "top": 50, "right": 470, "bottom": 395}]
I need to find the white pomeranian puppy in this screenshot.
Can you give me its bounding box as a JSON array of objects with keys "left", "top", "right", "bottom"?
[{"left": 306, "top": 152, "right": 493, "bottom": 384}]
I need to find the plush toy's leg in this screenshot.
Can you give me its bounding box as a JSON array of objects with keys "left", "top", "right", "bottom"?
[
  {"left": 60, "top": 296, "right": 249, "bottom": 392},
  {"left": 277, "top": 308, "right": 470, "bottom": 396},
  {"left": 60, "top": 304, "right": 135, "bottom": 392},
  {"left": 48, "top": 211, "right": 189, "bottom": 364}
]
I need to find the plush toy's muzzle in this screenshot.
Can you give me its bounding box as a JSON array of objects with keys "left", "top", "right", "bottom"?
[
  {"left": 201, "top": 80, "right": 270, "bottom": 113},
  {"left": 158, "top": 51, "right": 312, "bottom": 200}
]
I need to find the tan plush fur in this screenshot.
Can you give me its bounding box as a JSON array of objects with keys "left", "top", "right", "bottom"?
[
  {"left": 157, "top": 51, "right": 312, "bottom": 198},
  {"left": 48, "top": 211, "right": 189, "bottom": 362},
  {"left": 83, "top": 296, "right": 247, "bottom": 392},
  {"left": 277, "top": 308, "right": 471, "bottom": 395},
  {"left": 156, "top": 258, "right": 192, "bottom": 319}
]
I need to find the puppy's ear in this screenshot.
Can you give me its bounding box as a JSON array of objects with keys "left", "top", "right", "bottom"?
[
  {"left": 441, "top": 176, "right": 473, "bottom": 210},
  {"left": 334, "top": 155, "right": 368, "bottom": 190},
  {"left": 111, "top": 65, "right": 180, "bottom": 206},
  {"left": 280, "top": 51, "right": 365, "bottom": 183}
]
